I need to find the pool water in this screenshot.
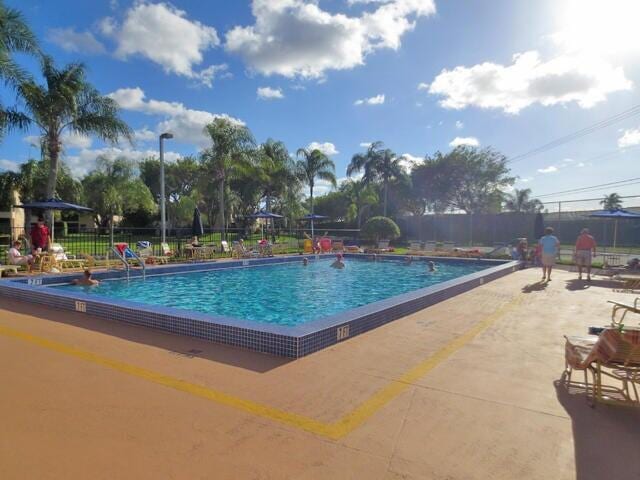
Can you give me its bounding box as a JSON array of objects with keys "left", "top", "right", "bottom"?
[{"left": 55, "top": 258, "right": 490, "bottom": 326}]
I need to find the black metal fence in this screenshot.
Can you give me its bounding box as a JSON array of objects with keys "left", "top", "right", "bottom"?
[{"left": 0, "top": 226, "right": 362, "bottom": 263}]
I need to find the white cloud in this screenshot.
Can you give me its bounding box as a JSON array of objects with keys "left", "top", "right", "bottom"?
[
  {"left": 537, "top": 166, "right": 558, "bottom": 174},
  {"left": 257, "top": 86, "right": 284, "bottom": 100},
  {"left": 307, "top": 141, "right": 339, "bottom": 156},
  {"left": 577, "top": 162, "right": 586, "bottom": 167},
  {"left": 562, "top": 158, "right": 574, "bottom": 163},
  {"left": 359, "top": 142, "right": 372, "bottom": 148},
  {"left": 109, "top": 87, "right": 244, "bottom": 148},
  {"left": 134, "top": 127, "right": 157, "bottom": 142},
  {"left": 399, "top": 153, "right": 423, "bottom": 171},
  {"left": 354, "top": 94, "right": 385, "bottom": 105},
  {"left": 46, "top": 28, "right": 106, "bottom": 54},
  {"left": 0, "top": 159, "right": 20, "bottom": 172},
  {"left": 225, "top": 0, "right": 435, "bottom": 79},
  {"left": 429, "top": 51, "right": 631, "bottom": 114},
  {"left": 618, "top": 128, "right": 640, "bottom": 148},
  {"left": 65, "top": 147, "right": 181, "bottom": 178},
  {"left": 517, "top": 177, "right": 533, "bottom": 183},
  {"left": 24, "top": 132, "right": 92, "bottom": 150},
  {"left": 102, "top": 2, "right": 221, "bottom": 86},
  {"left": 449, "top": 136, "right": 479, "bottom": 147},
  {"left": 455, "top": 120, "right": 464, "bottom": 129},
  {"left": 417, "top": 82, "right": 429, "bottom": 90}
]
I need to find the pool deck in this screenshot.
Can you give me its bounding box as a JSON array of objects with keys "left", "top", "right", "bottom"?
[{"left": 1, "top": 267, "right": 639, "bottom": 479}]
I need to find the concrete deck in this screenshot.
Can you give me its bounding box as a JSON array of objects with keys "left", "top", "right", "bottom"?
[{"left": 1, "top": 268, "right": 639, "bottom": 479}]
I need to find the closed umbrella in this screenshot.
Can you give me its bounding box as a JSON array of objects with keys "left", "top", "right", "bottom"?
[
  {"left": 588, "top": 209, "right": 640, "bottom": 248},
  {"left": 534, "top": 212, "right": 544, "bottom": 240},
  {"left": 14, "top": 198, "right": 93, "bottom": 242},
  {"left": 192, "top": 207, "right": 204, "bottom": 244}
]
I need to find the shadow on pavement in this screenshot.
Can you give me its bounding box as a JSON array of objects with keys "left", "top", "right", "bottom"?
[
  {"left": 565, "top": 278, "right": 620, "bottom": 291},
  {"left": 0, "top": 299, "right": 291, "bottom": 373},
  {"left": 554, "top": 374, "right": 640, "bottom": 480},
  {"left": 521, "top": 281, "right": 548, "bottom": 293}
]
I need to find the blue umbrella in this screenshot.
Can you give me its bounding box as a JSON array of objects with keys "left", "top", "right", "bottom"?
[
  {"left": 14, "top": 197, "right": 93, "bottom": 241},
  {"left": 589, "top": 209, "right": 640, "bottom": 247},
  {"left": 300, "top": 214, "right": 328, "bottom": 220}
]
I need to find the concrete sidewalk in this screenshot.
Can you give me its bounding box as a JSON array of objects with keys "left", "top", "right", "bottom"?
[{"left": 1, "top": 268, "right": 639, "bottom": 479}]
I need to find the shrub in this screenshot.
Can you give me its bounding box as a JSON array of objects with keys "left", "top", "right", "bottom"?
[{"left": 361, "top": 216, "right": 401, "bottom": 243}]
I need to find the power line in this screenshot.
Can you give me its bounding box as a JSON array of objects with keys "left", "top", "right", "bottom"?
[
  {"left": 540, "top": 194, "right": 640, "bottom": 205},
  {"left": 508, "top": 104, "right": 640, "bottom": 164},
  {"left": 535, "top": 177, "right": 640, "bottom": 198}
]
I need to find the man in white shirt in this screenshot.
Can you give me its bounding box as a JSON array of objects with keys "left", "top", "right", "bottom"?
[{"left": 8, "top": 240, "right": 34, "bottom": 272}]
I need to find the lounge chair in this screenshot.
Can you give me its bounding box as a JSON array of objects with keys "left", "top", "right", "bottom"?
[
  {"left": 424, "top": 241, "right": 436, "bottom": 252},
  {"left": 220, "top": 240, "right": 231, "bottom": 256},
  {"left": 82, "top": 254, "right": 123, "bottom": 269},
  {"left": 137, "top": 244, "right": 169, "bottom": 265},
  {"left": 613, "top": 273, "right": 640, "bottom": 290},
  {"left": 0, "top": 265, "right": 19, "bottom": 277},
  {"left": 332, "top": 240, "right": 344, "bottom": 252},
  {"left": 408, "top": 241, "right": 422, "bottom": 253},
  {"left": 564, "top": 327, "right": 640, "bottom": 406},
  {"left": 608, "top": 297, "right": 640, "bottom": 325},
  {"left": 443, "top": 241, "right": 456, "bottom": 251},
  {"left": 344, "top": 244, "right": 362, "bottom": 253},
  {"left": 232, "top": 241, "right": 255, "bottom": 259},
  {"left": 49, "top": 243, "right": 86, "bottom": 271}
]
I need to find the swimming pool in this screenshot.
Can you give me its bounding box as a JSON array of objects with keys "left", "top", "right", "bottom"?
[
  {"left": 54, "top": 258, "right": 489, "bottom": 326},
  {"left": 0, "top": 254, "right": 518, "bottom": 357}
]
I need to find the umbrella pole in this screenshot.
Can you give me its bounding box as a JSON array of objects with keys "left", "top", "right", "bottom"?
[{"left": 311, "top": 219, "right": 314, "bottom": 242}]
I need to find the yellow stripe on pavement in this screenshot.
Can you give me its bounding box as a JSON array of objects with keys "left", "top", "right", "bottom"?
[{"left": 0, "top": 295, "right": 520, "bottom": 440}]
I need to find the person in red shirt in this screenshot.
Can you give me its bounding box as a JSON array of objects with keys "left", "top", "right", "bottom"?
[
  {"left": 574, "top": 228, "right": 597, "bottom": 281},
  {"left": 30, "top": 217, "right": 51, "bottom": 253}
]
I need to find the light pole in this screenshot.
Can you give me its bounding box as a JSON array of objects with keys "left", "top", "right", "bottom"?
[{"left": 159, "top": 132, "right": 173, "bottom": 244}]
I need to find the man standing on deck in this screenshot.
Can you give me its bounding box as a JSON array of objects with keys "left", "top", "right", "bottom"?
[
  {"left": 539, "top": 227, "right": 560, "bottom": 282},
  {"left": 30, "top": 217, "right": 50, "bottom": 254},
  {"left": 574, "top": 228, "right": 597, "bottom": 282}
]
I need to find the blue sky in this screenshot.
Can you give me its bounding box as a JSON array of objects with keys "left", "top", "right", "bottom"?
[{"left": 2, "top": 0, "right": 639, "bottom": 209}]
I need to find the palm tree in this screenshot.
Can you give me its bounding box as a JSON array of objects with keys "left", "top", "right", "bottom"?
[
  {"left": 257, "top": 139, "right": 296, "bottom": 211},
  {"left": 295, "top": 148, "right": 336, "bottom": 237},
  {"left": 17, "top": 57, "right": 132, "bottom": 206},
  {"left": 0, "top": 1, "right": 40, "bottom": 136},
  {"left": 201, "top": 117, "right": 255, "bottom": 236},
  {"left": 504, "top": 188, "right": 543, "bottom": 213},
  {"left": 347, "top": 141, "right": 404, "bottom": 216},
  {"left": 600, "top": 193, "right": 623, "bottom": 210},
  {"left": 341, "top": 179, "right": 378, "bottom": 228}
]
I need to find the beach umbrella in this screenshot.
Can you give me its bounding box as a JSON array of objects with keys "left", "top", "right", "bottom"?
[
  {"left": 246, "top": 211, "right": 283, "bottom": 239},
  {"left": 589, "top": 209, "right": 640, "bottom": 248},
  {"left": 300, "top": 214, "right": 328, "bottom": 239},
  {"left": 192, "top": 207, "right": 204, "bottom": 243},
  {"left": 14, "top": 198, "right": 93, "bottom": 242}
]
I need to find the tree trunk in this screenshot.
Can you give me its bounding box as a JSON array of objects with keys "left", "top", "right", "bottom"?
[
  {"left": 217, "top": 178, "right": 225, "bottom": 237},
  {"left": 45, "top": 133, "right": 61, "bottom": 225},
  {"left": 383, "top": 178, "right": 388, "bottom": 217},
  {"left": 309, "top": 184, "right": 314, "bottom": 238}
]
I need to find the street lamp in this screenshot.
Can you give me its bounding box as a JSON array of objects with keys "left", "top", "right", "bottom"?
[{"left": 159, "top": 132, "right": 173, "bottom": 244}]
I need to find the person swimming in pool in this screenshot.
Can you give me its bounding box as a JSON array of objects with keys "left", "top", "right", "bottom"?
[
  {"left": 404, "top": 256, "right": 413, "bottom": 265},
  {"left": 73, "top": 269, "right": 100, "bottom": 286},
  {"left": 331, "top": 254, "right": 345, "bottom": 269},
  {"left": 302, "top": 257, "right": 309, "bottom": 266},
  {"left": 427, "top": 261, "right": 436, "bottom": 272}
]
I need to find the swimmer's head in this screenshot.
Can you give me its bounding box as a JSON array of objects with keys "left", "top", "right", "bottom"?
[{"left": 303, "top": 257, "right": 308, "bottom": 265}]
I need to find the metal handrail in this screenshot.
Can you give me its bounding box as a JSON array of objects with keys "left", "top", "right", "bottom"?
[
  {"left": 110, "top": 246, "right": 130, "bottom": 281},
  {"left": 127, "top": 249, "right": 146, "bottom": 280}
]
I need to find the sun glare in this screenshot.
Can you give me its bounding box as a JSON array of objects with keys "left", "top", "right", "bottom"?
[{"left": 555, "top": 0, "right": 640, "bottom": 57}]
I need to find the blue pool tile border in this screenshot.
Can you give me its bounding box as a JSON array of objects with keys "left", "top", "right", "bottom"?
[{"left": 0, "top": 255, "right": 519, "bottom": 357}]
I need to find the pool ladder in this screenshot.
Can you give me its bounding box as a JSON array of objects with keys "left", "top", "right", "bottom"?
[{"left": 110, "top": 247, "right": 146, "bottom": 280}]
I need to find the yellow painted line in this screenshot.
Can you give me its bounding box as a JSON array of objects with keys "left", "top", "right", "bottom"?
[{"left": 0, "top": 295, "right": 520, "bottom": 440}]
